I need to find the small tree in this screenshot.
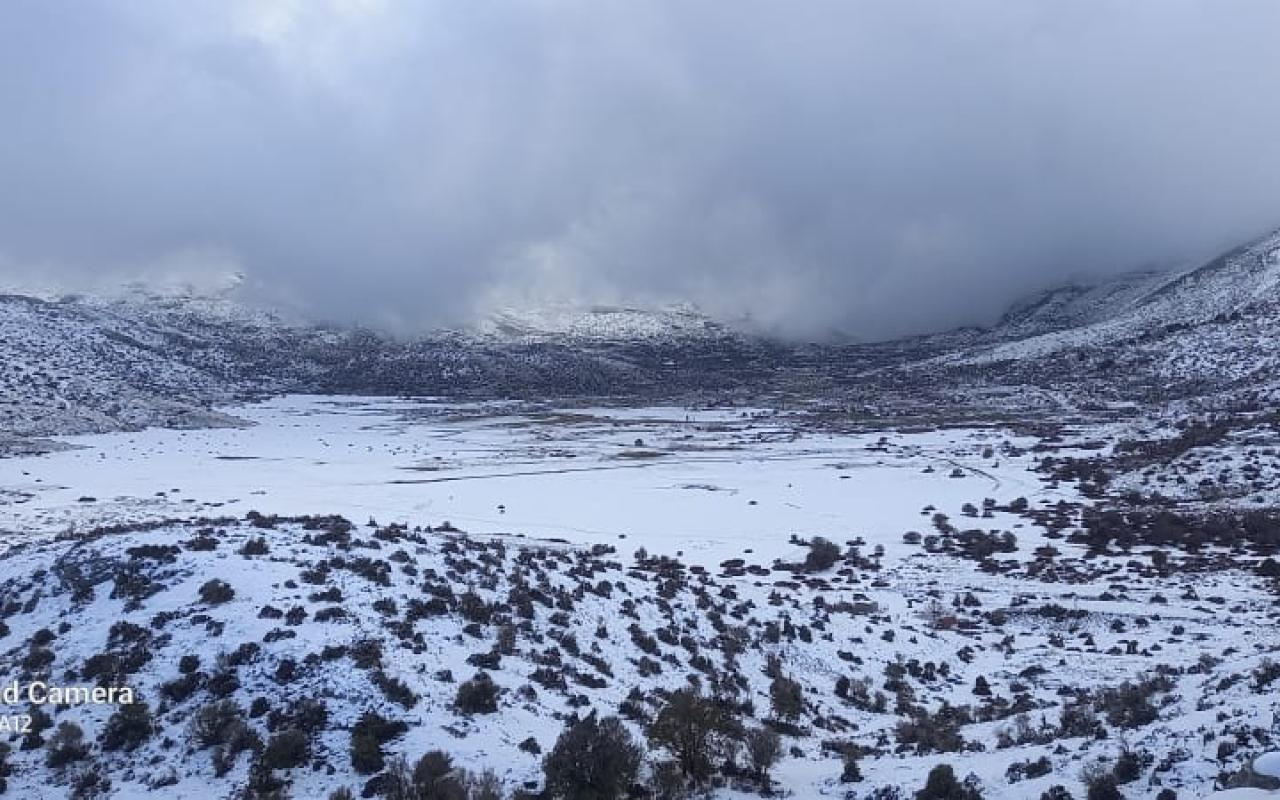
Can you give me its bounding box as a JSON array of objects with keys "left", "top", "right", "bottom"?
[
  {"left": 743, "top": 727, "right": 782, "bottom": 790},
  {"left": 648, "top": 690, "right": 737, "bottom": 786},
  {"left": 412, "top": 751, "right": 469, "bottom": 799},
  {"left": 543, "top": 713, "right": 642, "bottom": 800},
  {"left": 840, "top": 751, "right": 863, "bottom": 783},
  {"left": 769, "top": 675, "right": 804, "bottom": 721}
]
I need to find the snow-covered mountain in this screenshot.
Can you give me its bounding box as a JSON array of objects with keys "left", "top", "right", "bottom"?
[
  {"left": 4, "top": 224, "right": 1280, "bottom": 449},
  {"left": 0, "top": 293, "right": 749, "bottom": 450},
  {"left": 0, "top": 287, "right": 350, "bottom": 450},
  {"left": 948, "top": 227, "right": 1280, "bottom": 397},
  {"left": 467, "top": 302, "right": 735, "bottom": 344}
]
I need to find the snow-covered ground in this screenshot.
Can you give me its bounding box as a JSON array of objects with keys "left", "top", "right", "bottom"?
[
  {"left": 0, "top": 395, "right": 1049, "bottom": 566},
  {"left": 1, "top": 397, "right": 1276, "bottom": 799}
]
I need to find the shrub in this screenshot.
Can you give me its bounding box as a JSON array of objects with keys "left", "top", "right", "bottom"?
[
  {"left": 112, "top": 563, "right": 165, "bottom": 603},
  {"left": 543, "top": 713, "right": 642, "bottom": 800},
  {"left": 458, "top": 591, "right": 494, "bottom": 624},
  {"left": 69, "top": 763, "right": 112, "bottom": 798},
  {"left": 373, "top": 670, "right": 419, "bottom": 708},
  {"left": 198, "top": 579, "right": 235, "bottom": 605},
  {"left": 314, "top": 605, "right": 348, "bottom": 622},
  {"left": 205, "top": 669, "right": 241, "bottom": 698},
  {"left": 1254, "top": 659, "right": 1280, "bottom": 690},
  {"left": 1084, "top": 775, "right": 1122, "bottom": 800},
  {"left": 350, "top": 729, "right": 384, "bottom": 776},
  {"left": 650, "top": 760, "right": 687, "bottom": 800},
  {"left": 192, "top": 700, "right": 241, "bottom": 748},
  {"left": 804, "top": 538, "right": 842, "bottom": 572},
  {"left": 454, "top": 672, "right": 500, "bottom": 714},
  {"left": 350, "top": 638, "right": 383, "bottom": 669},
  {"left": 412, "top": 751, "right": 470, "bottom": 798},
  {"left": 1097, "top": 681, "right": 1159, "bottom": 729},
  {"left": 916, "top": 764, "right": 983, "bottom": 800},
  {"left": 21, "top": 707, "right": 53, "bottom": 751},
  {"left": 185, "top": 534, "right": 219, "bottom": 551},
  {"left": 261, "top": 729, "right": 309, "bottom": 770},
  {"left": 190, "top": 699, "right": 261, "bottom": 776},
  {"left": 45, "top": 722, "right": 88, "bottom": 768},
  {"left": 350, "top": 711, "right": 407, "bottom": 775},
  {"left": 22, "top": 646, "right": 54, "bottom": 671},
  {"left": 242, "top": 760, "right": 287, "bottom": 798},
  {"left": 278, "top": 698, "right": 329, "bottom": 736},
  {"left": 1111, "top": 749, "right": 1145, "bottom": 784},
  {"left": 1006, "top": 756, "right": 1052, "bottom": 783},
  {"left": 895, "top": 707, "right": 966, "bottom": 754},
  {"left": 1059, "top": 702, "right": 1102, "bottom": 738},
  {"left": 240, "top": 537, "right": 269, "bottom": 556},
  {"left": 470, "top": 769, "right": 504, "bottom": 800},
  {"left": 100, "top": 701, "right": 154, "bottom": 751}
]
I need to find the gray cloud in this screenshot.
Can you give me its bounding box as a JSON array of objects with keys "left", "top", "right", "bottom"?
[{"left": 2, "top": 0, "right": 1280, "bottom": 339}]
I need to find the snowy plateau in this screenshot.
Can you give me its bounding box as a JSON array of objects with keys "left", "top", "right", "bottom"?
[{"left": 4, "top": 229, "right": 1280, "bottom": 800}]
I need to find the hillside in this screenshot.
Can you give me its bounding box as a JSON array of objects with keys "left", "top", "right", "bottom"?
[
  {"left": 1, "top": 502, "right": 1275, "bottom": 798},
  {"left": 5, "top": 226, "right": 1280, "bottom": 452},
  {"left": 941, "top": 227, "right": 1280, "bottom": 401}
]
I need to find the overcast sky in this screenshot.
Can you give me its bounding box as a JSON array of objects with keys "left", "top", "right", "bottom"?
[{"left": 2, "top": 1, "right": 1279, "bottom": 339}]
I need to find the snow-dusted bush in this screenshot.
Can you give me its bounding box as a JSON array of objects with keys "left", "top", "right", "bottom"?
[
  {"left": 198, "top": 579, "right": 235, "bottom": 605},
  {"left": 454, "top": 671, "right": 500, "bottom": 714},
  {"left": 543, "top": 713, "right": 641, "bottom": 800}
]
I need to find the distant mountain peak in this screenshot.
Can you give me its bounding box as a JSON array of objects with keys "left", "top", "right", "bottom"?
[{"left": 466, "top": 301, "right": 731, "bottom": 343}]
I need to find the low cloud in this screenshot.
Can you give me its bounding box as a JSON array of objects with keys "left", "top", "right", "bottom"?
[{"left": 3, "top": 1, "right": 1280, "bottom": 339}]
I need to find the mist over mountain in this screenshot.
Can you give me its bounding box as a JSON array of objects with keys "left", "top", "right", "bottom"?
[{"left": 4, "top": 1, "right": 1280, "bottom": 339}]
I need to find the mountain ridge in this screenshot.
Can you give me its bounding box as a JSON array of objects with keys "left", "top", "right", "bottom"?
[{"left": 4, "top": 225, "right": 1280, "bottom": 447}]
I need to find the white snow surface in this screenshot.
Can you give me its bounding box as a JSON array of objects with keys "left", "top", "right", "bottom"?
[
  {"left": 1, "top": 397, "right": 1277, "bottom": 799},
  {"left": 0, "top": 396, "right": 1047, "bottom": 563}
]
